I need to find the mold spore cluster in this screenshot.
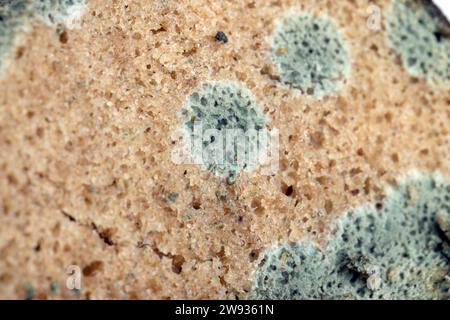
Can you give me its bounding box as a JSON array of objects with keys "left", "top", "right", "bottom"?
[
  {"left": 270, "top": 14, "right": 350, "bottom": 97},
  {"left": 182, "top": 81, "right": 267, "bottom": 183},
  {"left": 387, "top": 0, "right": 450, "bottom": 83},
  {"left": 251, "top": 173, "right": 450, "bottom": 299},
  {"left": 180, "top": 13, "right": 352, "bottom": 182},
  {"left": 33, "top": 0, "right": 85, "bottom": 25},
  {"left": 0, "top": 0, "right": 84, "bottom": 69}
]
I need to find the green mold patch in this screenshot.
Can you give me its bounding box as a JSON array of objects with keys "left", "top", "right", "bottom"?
[
  {"left": 181, "top": 81, "right": 267, "bottom": 183},
  {"left": 0, "top": 0, "right": 85, "bottom": 71},
  {"left": 251, "top": 172, "right": 450, "bottom": 299},
  {"left": 33, "top": 0, "right": 85, "bottom": 25},
  {"left": 387, "top": 0, "right": 450, "bottom": 83},
  {"left": 270, "top": 14, "right": 350, "bottom": 97}
]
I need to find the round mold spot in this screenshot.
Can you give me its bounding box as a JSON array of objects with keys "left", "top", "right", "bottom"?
[
  {"left": 387, "top": 0, "right": 450, "bottom": 83},
  {"left": 270, "top": 13, "right": 350, "bottom": 97},
  {"left": 33, "top": 0, "right": 85, "bottom": 25},
  {"left": 181, "top": 81, "right": 268, "bottom": 183}
]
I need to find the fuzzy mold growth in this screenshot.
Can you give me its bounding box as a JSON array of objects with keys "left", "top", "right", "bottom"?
[
  {"left": 33, "top": 0, "right": 85, "bottom": 25},
  {"left": 251, "top": 173, "right": 450, "bottom": 300},
  {"left": 182, "top": 81, "right": 267, "bottom": 183},
  {"left": 387, "top": 0, "right": 450, "bottom": 83},
  {"left": 270, "top": 14, "right": 350, "bottom": 97}
]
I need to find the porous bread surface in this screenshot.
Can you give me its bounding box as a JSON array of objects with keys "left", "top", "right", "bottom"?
[{"left": 0, "top": 0, "right": 449, "bottom": 299}]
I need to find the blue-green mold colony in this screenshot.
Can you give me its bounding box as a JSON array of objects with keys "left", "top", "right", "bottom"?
[
  {"left": 251, "top": 173, "right": 450, "bottom": 299},
  {"left": 271, "top": 14, "right": 350, "bottom": 97},
  {"left": 0, "top": 0, "right": 84, "bottom": 69},
  {"left": 33, "top": 0, "right": 85, "bottom": 25},
  {"left": 387, "top": 0, "right": 450, "bottom": 83},
  {"left": 182, "top": 82, "right": 267, "bottom": 183}
]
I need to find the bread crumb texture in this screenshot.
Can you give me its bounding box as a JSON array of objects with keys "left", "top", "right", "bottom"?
[{"left": 0, "top": 0, "right": 449, "bottom": 299}]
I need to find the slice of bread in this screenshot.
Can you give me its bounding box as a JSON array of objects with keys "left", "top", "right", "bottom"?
[{"left": 0, "top": 0, "right": 449, "bottom": 299}]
